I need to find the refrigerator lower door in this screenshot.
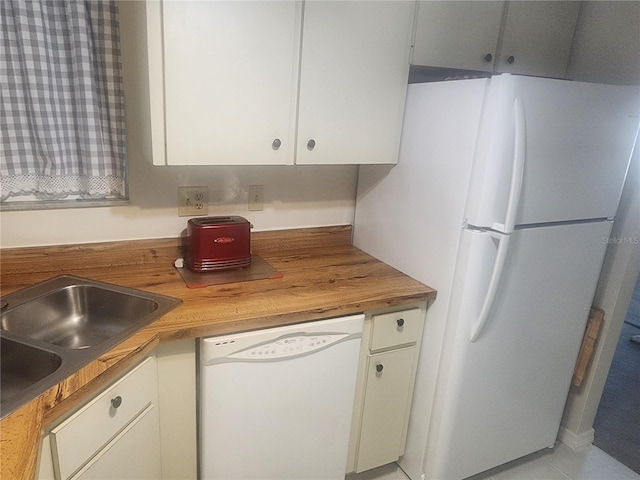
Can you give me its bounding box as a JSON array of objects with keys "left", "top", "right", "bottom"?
[{"left": 426, "top": 220, "right": 612, "bottom": 480}]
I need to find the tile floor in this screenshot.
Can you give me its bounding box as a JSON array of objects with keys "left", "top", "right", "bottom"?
[{"left": 348, "top": 444, "right": 640, "bottom": 480}]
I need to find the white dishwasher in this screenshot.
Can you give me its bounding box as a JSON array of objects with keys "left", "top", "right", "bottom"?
[{"left": 199, "top": 314, "right": 364, "bottom": 480}]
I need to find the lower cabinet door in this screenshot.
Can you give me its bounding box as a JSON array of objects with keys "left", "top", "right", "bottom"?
[
  {"left": 72, "top": 405, "right": 161, "bottom": 480},
  {"left": 355, "top": 346, "right": 416, "bottom": 472},
  {"left": 51, "top": 357, "right": 159, "bottom": 479}
]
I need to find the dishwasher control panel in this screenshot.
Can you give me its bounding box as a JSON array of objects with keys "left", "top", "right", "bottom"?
[
  {"left": 230, "top": 334, "right": 349, "bottom": 360},
  {"left": 201, "top": 314, "right": 364, "bottom": 365}
]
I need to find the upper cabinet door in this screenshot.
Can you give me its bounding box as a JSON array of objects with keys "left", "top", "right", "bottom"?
[
  {"left": 497, "top": 1, "right": 580, "bottom": 78},
  {"left": 411, "top": 1, "right": 580, "bottom": 80},
  {"left": 412, "top": 1, "right": 505, "bottom": 72},
  {"left": 295, "top": 1, "right": 414, "bottom": 165},
  {"left": 161, "top": 1, "right": 301, "bottom": 165}
]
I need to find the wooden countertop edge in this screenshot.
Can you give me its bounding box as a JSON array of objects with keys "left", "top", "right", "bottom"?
[
  {"left": 0, "top": 225, "right": 436, "bottom": 479},
  {"left": 0, "top": 397, "right": 45, "bottom": 479}
]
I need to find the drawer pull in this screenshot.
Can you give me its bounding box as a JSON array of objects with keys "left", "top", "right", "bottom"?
[
  {"left": 396, "top": 318, "right": 405, "bottom": 328},
  {"left": 111, "top": 395, "right": 122, "bottom": 409},
  {"left": 376, "top": 364, "right": 384, "bottom": 373}
]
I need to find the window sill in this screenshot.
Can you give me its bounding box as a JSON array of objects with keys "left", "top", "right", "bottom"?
[{"left": 0, "top": 198, "right": 130, "bottom": 212}]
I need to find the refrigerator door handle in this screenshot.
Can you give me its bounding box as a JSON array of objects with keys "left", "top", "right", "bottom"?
[
  {"left": 470, "top": 232, "right": 511, "bottom": 342},
  {"left": 491, "top": 97, "right": 526, "bottom": 234}
]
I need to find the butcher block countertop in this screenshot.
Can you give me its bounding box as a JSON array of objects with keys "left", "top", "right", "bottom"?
[{"left": 0, "top": 225, "right": 436, "bottom": 479}]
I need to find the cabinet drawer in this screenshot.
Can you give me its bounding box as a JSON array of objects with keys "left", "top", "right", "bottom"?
[
  {"left": 370, "top": 308, "right": 421, "bottom": 351},
  {"left": 51, "top": 357, "right": 158, "bottom": 480}
]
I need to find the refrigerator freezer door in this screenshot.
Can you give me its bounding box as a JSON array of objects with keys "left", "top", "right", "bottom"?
[
  {"left": 427, "top": 221, "right": 612, "bottom": 480},
  {"left": 465, "top": 74, "right": 639, "bottom": 230}
]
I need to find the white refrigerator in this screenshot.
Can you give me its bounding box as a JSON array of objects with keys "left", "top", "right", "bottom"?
[{"left": 353, "top": 74, "right": 639, "bottom": 480}]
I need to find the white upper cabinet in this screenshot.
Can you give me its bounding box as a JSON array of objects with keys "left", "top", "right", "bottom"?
[
  {"left": 143, "top": 1, "right": 414, "bottom": 166},
  {"left": 412, "top": 1, "right": 505, "bottom": 72},
  {"left": 296, "top": 1, "right": 414, "bottom": 165},
  {"left": 497, "top": 2, "right": 581, "bottom": 77},
  {"left": 412, "top": 1, "right": 580, "bottom": 79},
  {"left": 160, "top": 1, "right": 300, "bottom": 166}
]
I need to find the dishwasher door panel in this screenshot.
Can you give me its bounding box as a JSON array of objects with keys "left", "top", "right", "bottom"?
[{"left": 199, "top": 315, "right": 363, "bottom": 480}]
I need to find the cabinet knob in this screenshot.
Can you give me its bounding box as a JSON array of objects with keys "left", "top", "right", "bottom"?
[
  {"left": 507, "top": 55, "right": 515, "bottom": 64},
  {"left": 272, "top": 138, "right": 282, "bottom": 150},
  {"left": 111, "top": 396, "right": 122, "bottom": 409},
  {"left": 397, "top": 318, "right": 405, "bottom": 327},
  {"left": 307, "top": 139, "right": 316, "bottom": 151},
  {"left": 376, "top": 364, "right": 384, "bottom": 373},
  {"left": 484, "top": 53, "right": 493, "bottom": 63}
]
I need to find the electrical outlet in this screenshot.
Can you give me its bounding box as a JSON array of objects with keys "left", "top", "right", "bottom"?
[
  {"left": 178, "top": 186, "right": 209, "bottom": 216},
  {"left": 248, "top": 185, "right": 264, "bottom": 211}
]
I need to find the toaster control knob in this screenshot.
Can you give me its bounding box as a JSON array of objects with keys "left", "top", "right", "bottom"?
[{"left": 272, "top": 138, "right": 282, "bottom": 150}]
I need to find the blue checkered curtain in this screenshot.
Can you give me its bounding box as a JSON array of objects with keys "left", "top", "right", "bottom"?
[{"left": 0, "top": 0, "right": 126, "bottom": 201}]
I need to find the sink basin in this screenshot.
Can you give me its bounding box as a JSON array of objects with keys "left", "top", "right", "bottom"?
[
  {"left": 0, "top": 275, "right": 182, "bottom": 418},
  {"left": 1, "top": 337, "right": 62, "bottom": 405},
  {"left": 2, "top": 284, "right": 160, "bottom": 349}
]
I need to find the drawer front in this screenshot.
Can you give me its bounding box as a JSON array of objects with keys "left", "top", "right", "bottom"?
[
  {"left": 51, "top": 357, "right": 158, "bottom": 480},
  {"left": 370, "top": 308, "right": 422, "bottom": 351}
]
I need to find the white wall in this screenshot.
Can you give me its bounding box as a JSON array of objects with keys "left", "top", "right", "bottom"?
[
  {"left": 561, "top": 141, "right": 640, "bottom": 446},
  {"left": 560, "top": 0, "right": 640, "bottom": 447},
  {"left": 566, "top": 1, "right": 640, "bottom": 86},
  {"left": 0, "top": 164, "right": 357, "bottom": 248},
  {"left": 0, "top": 2, "right": 358, "bottom": 248}
]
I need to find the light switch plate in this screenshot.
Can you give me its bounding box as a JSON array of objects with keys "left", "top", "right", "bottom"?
[{"left": 178, "top": 186, "right": 209, "bottom": 216}]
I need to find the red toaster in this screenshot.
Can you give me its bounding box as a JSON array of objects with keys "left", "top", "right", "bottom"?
[{"left": 186, "top": 216, "right": 252, "bottom": 272}]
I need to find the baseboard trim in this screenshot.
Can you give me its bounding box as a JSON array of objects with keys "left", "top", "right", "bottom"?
[{"left": 558, "top": 426, "right": 595, "bottom": 450}]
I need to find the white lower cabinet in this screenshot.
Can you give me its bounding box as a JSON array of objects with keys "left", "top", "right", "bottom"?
[
  {"left": 357, "top": 347, "right": 417, "bottom": 471},
  {"left": 38, "top": 356, "right": 161, "bottom": 480},
  {"left": 347, "top": 305, "right": 426, "bottom": 473},
  {"left": 155, "top": 340, "right": 197, "bottom": 480},
  {"left": 71, "top": 405, "right": 160, "bottom": 480},
  {"left": 35, "top": 307, "right": 426, "bottom": 479}
]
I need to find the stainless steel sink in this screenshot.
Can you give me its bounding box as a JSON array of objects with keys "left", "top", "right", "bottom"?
[
  {"left": 1, "top": 337, "right": 62, "bottom": 406},
  {"left": 0, "top": 275, "right": 182, "bottom": 418},
  {"left": 2, "top": 284, "right": 161, "bottom": 349}
]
